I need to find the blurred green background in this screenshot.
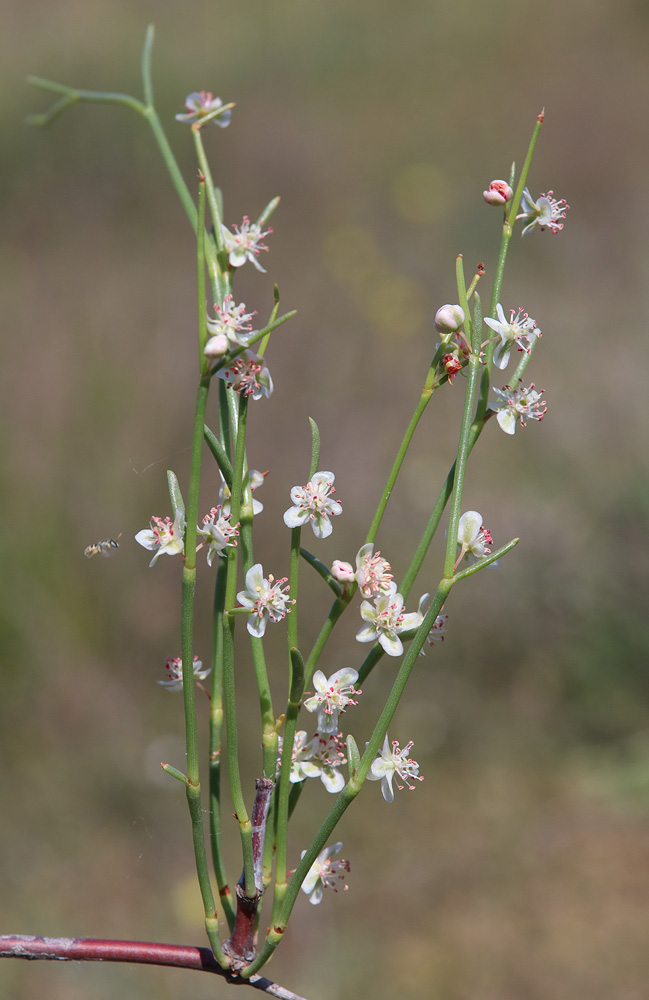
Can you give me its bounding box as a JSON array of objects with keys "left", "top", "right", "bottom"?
[{"left": 2, "top": 1, "right": 649, "bottom": 998}]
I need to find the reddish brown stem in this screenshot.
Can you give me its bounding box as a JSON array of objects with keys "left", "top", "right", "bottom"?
[
  {"left": 226, "top": 777, "right": 275, "bottom": 966},
  {"left": 0, "top": 935, "right": 307, "bottom": 1000}
]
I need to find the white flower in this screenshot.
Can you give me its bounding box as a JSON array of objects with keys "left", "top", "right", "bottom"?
[
  {"left": 219, "top": 469, "right": 265, "bottom": 518},
  {"left": 221, "top": 217, "right": 271, "bottom": 271},
  {"left": 356, "top": 582, "right": 423, "bottom": 657},
  {"left": 175, "top": 92, "right": 231, "bottom": 128},
  {"left": 491, "top": 381, "right": 547, "bottom": 435},
  {"left": 484, "top": 303, "right": 540, "bottom": 370},
  {"left": 517, "top": 187, "right": 569, "bottom": 236},
  {"left": 197, "top": 506, "right": 239, "bottom": 566},
  {"left": 367, "top": 733, "right": 423, "bottom": 803},
  {"left": 205, "top": 295, "right": 256, "bottom": 354},
  {"left": 303, "top": 668, "right": 361, "bottom": 733},
  {"left": 283, "top": 471, "right": 342, "bottom": 539},
  {"left": 158, "top": 655, "right": 211, "bottom": 691},
  {"left": 214, "top": 351, "right": 273, "bottom": 399},
  {"left": 281, "top": 730, "right": 346, "bottom": 793},
  {"left": 300, "top": 843, "right": 350, "bottom": 905},
  {"left": 135, "top": 511, "right": 185, "bottom": 566},
  {"left": 355, "top": 542, "right": 394, "bottom": 597},
  {"left": 236, "top": 563, "right": 293, "bottom": 638},
  {"left": 456, "top": 511, "right": 493, "bottom": 565}
]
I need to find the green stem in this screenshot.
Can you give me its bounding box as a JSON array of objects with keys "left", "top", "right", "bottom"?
[
  {"left": 209, "top": 560, "right": 235, "bottom": 932},
  {"left": 442, "top": 274, "right": 482, "bottom": 580},
  {"left": 273, "top": 648, "right": 305, "bottom": 910},
  {"left": 365, "top": 362, "right": 439, "bottom": 546}
]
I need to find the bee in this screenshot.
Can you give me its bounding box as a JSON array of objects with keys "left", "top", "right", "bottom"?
[{"left": 84, "top": 533, "right": 122, "bottom": 558}]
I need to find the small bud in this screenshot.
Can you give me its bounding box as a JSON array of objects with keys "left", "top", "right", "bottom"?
[
  {"left": 331, "top": 560, "right": 354, "bottom": 584},
  {"left": 434, "top": 304, "right": 465, "bottom": 334},
  {"left": 483, "top": 179, "right": 513, "bottom": 206},
  {"left": 204, "top": 334, "right": 229, "bottom": 357}
]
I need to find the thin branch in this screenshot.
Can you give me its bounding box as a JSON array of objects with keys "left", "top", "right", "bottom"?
[{"left": 0, "top": 936, "right": 308, "bottom": 1000}]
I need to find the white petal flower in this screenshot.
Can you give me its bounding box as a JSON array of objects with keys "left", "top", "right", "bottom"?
[
  {"left": 456, "top": 511, "right": 493, "bottom": 565},
  {"left": 484, "top": 304, "right": 540, "bottom": 370},
  {"left": 219, "top": 470, "right": 265, "bottom": 518},
  {"left": 367, "top": 734, "right": 423, "bottom": 803},
  {"left": 356, "top": 582, "right": 423, "bottom": 657},
  {"left": 236, "top": 563, "right": 293, "bottom": 637},
  {"left": 492, "top": 381, "right": 547, "bottom": 435},
  {"left": 517, "top": 187, "right": 569, "bottom": 236},
  {"left": 205, "top": 295, "right": 256, "bottom": 353},
  {"left": 197, "top": 506, "right": 239, "bottom": 566},
  {"left": 300, "top": 843, "right": 350, "bottom": 905},
  {"left": 214, "top": 351, "right": 273, "bottom": 399},
  {"left": 354, "top": 543, "right": 393, "bottom": 597},
  {"left": 221, "top": 217, "right": 271, "bottom": 271},
  {"left": 158, "top": 655, "right": 211, "bottom": 691},
  {"left": 175, "top": 91, "right": 232, "bottom": 128},
  {"left": 283, "top": 471, "right": 342, "bottom": 539},
  {"left": 281, "top": 730, "right": 346, "bottom": 792},
  {"left": 135, "top": 511, "right": 185, "bottom": 567},
  {"left": 303, "top": 668, "right": 361, "bottom": 733}
]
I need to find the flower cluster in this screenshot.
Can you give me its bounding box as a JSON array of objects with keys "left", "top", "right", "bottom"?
[
  {"left": 491, "top": 381, "right": 547, "bottom": 435},
  {"left": 354, "top": 543, "right": 394, "bottom": 597},
  {"left": 300, "top": 843, "right": 350, "bottom": 905},
  {"left": 518, "top": 188, "right": 569, "bottom": 236},
  {"left": 303, "top": 668, "right": 361, "bottom": 733},
  {"left": 456, "top": 511, "right": 494, "bottom": 566},
  {"left": 221, "top": 217, "right": 271, "bottom": 271},
  {"left": 219, "top": 469, "right": 265, "bottom": 517},
  {"left": 158, "top": 655, "right": 211, "bottom": 691},
  {"left": 204, "top": 295, "right": 256, "bottom": 357},
  {"left": 484, "top": 304, "right": 540, "bottom": 370},
  {"left": 367, "top": 734, "right": 423, "bottom": 803},
  {"left": 281, "top": 730, "right": 347, "bottom": 793},
  {"left": 197, "top": 506, "right": 239, "bottom": 565},
  {"left": 175, "top": 91, "right": 231, "bottom": 128},
  {"left": 135, "top": 511, "right": 185, "bottom": 566},
  {"left": 236, "top": 563, "right": 294, "bottom": 637},
  {"left": 215, "top": 351, "right": 273, "bottom": 399},
  {"left": 283, "top": 471, "right": 342, "bottom": 539},
  {"left": 357, "top": 584, "right": 425, "bottom": 657}
]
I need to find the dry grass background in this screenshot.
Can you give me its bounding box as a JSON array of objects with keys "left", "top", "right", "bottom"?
[{"left": 2, "top": 1, "right": 649, "bottom": 998}]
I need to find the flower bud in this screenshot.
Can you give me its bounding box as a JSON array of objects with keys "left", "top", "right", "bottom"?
[
  {"left": 434, "top": 304, "right": 465, "bottom": 333},
  {"left": 483, "top": 179, "right": 513, "bottom": 206},
  {"left": 204, "top": 334, "right": 229, "bottom": 357},
  {"left": 331, "top": 560, "right": 354, "bottom": 584}
]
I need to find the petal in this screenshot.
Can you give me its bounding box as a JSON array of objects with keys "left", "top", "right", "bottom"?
[
  {"left": 497, "top": 409, "right": 517, "bottom": 435},
  {"left": 356, "top": 624, "right": 378, "bottom": 643},
  {"left": 379, "top": 632, "right": 403, "bottom": 657},
  {"left": 320, "top": 769, "right": 345, "bottom": 793},
  {"left": 311, "top": 515, "right": 333, "bottom": 539},
  {"left": 381, "top": 774, "right": 395, "bottom": 803},
  {"left": 246, "top": 612, "right": 267, "bottom": 638},
  {"left": 283, "top": 506, "right": 308, "bottom": 529}
]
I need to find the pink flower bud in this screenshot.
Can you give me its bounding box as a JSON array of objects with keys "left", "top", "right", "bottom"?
[
  {"left": 434, "top": 304, "right": 465, "bottom": 334},
  {"left": 204, "top": 334, "right": 229, "bottom": 357},
  {"left": 331, "top": 560, "right": 354, "bottom": 584},
  {"left": 483, "top": 179, "right": 513, "bottom": 206}
]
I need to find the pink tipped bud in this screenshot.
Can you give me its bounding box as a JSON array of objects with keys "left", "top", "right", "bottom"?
[
  {"left": 434, "top": 304, "right": 465, "bottom": 334},
  {"left": 483, "top": 179, "right": 513, "bottom": 206},
  {"left": 331, "top": 560, "right": 354, "bottom": 584},
  {"left": 204, "top": 334, "right": 229, "bottom": 357}
]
